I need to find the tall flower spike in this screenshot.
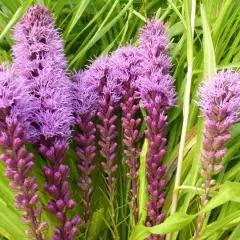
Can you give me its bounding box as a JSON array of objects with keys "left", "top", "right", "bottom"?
[
  {"left": 12, "top": 5, "right": 81, "bottom": 239},
  {"left": 137, "top": 70, "right": 176, "bottom": 240},
  {"left": 139, "top": 18, "right": 171, "bottom": 75},
  {"left": 110, "top": 46, "right": 143, "bottom": 224},
  {"left": 12, "top": 4, "right": 66, "bottom": 79},
  {"left": 194, "top": 70, "right": 240, "bottom": 239},
  {"left": 0, "top": 65, "right": 47, "bottom": 240},
  {"left": 71, "top": 71, "right": 98, "bottom": 225},
  {"left": 86, "top": 55, "right": 121, "bottom": 239}
]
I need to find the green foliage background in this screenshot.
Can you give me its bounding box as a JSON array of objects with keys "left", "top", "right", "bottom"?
[{"left": 0, "top": 0, "right": 240, "bottom": 239}]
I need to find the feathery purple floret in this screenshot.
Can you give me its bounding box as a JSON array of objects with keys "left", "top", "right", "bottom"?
[
  {"left": 139, "top": 19, "right": 171, "bottom": 75},
  {"left": 138, "top": 71, "right": 176, "bottom": 111},
  {"left": 110, "top": 46, "right": 143, "bottom": 223},
  {"left": 12, "top": 5, "right": 81, "bottom": 239},
  {"left": 138, "top": 19, "right": 176, "bottom": 239},
  {"left": 12, "top": 3, "right": 73, "bottom": 142},
  {"left": 139, "top": 19, "right": 168, "bottom": 57},
  {"left": 71, "top": 71, "right": 98, "bottom": 224},
  {"left": 0, "top": 65, "right": 47, "bottom": 240},
  {"left": 138, "top": 71, "right": 176, "bottom": 238},
  {"left": 86, "top": 55, "right": 120, "bottom": 239},
  {"left": 194, "top": 70, "right": 240, "bottom": 239},
  {"left": 12, "top": 4, "right": 66, "bottom": 79}
]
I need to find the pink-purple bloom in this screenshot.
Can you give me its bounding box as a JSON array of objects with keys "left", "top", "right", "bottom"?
[
  {"left": 12, "top": 5, "right": 81, "bottom": 239},
  {"left": 0, "top": 65, "right": 47, "bottom": 240},
  {"left": 85, "top": 55, "right": 121, "bottom": 238},
  {"left": 138, "top": 19, "right": 176, "bottom": 239},
  {"left": 71, "top": 71, "right": 98, "bottom": 224},
  {"left": 139, "top": 19, "right": 171, "bottom": 75},
  {"left": 110, "top": 46, "right": 143, "bottom": 223},
  {"left": 195, "top": 70, "right": 240, "bottom": 239},
  {"left": 12, "top": 4, "right": 66, "bottom": 79}
]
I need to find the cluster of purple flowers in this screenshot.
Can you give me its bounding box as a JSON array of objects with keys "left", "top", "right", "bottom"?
[
  {"left": 1, "top": 3, "right": 238, "bottom": 240},
  {"left": 0, "top": 64, "right": 47, "bottom": 240},
  {"left": 0, "top": 4, "right": 177, "bottom": 238},
  {"left": 194, "top": 70, "right": 240, "bottom": 239}
]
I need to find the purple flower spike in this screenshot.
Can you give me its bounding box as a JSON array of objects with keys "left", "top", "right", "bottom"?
[
  {"left": 71, "top": 71, "right": 98, "bottom": 224},
  {"left": 12, "top": 4, "right": 66, "bottom": 79},
  {"left": 40, "top": 140, "right": 82, "bottom": 240},
  {"left": 86, "top": 55, "right": 121, "bottom": 239},
  {"left": 110, "top": 46, "right": 143, "bottom": 224},
  {"left": 139, "top": 19, "right": 171, "bottom": 75},
  {"left": 137, "top": 70, "right": 176, "bottom": 239},
  {"left": 0, "top": 65, "right": 47, "bottom": 240},
  {"left": 12, "top": 5, "right": 81, "bottom": 239},
  {"left": 194, "top": 70, "right": 240, "bottom": 239}
]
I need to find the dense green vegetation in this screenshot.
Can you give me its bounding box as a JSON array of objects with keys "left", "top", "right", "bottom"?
[{"left": 1, "top": 0, "right": 240, "bottom": 239}]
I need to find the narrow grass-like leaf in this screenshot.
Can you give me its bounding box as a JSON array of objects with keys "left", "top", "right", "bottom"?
[
  {"left": 0, "top": 0, "right": 33, "bottom": 43},
  {"left": 63, "top": 0, "right": 90, "bottom": 40},
  {"left": 137, "top": 140, "right": 148, "bottom": 224}
]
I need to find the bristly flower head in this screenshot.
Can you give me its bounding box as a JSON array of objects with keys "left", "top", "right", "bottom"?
[
  {"left": 71, "top": 71, "right": 99, "bottom": 116},
  {"left": 139, "top": 18, "right": 168, "bottom": 56},
  {"left": 12, "top": 4, "right": 66, "bottom": 79},
  {"left": 198, "top": 70, "right": 240, "bottom": 124},
  {"left": 12, "top": 4, "right": 73, "bottom": 143},
  {"left": 86, "top": 55, "right": 122, "bottom": 105},
  {"left": 110, "top": 46, "right": 144, "bottom": 86},
  {"left": 0, "top": 64, "right": 31, "bottom": 123},
  {"left": 0, "top": 65, "right": 20, "bottom": 110},
  {"left": 139, "top": 19, "right": 171, "bottom": 75},
  {"left": 26, "top": 80, "right": 73, "bottom": 143},
  {"left": 137, "top": 70, "right": 176, "bottom": 111}
]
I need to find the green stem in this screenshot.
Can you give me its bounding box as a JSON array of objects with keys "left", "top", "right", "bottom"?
[{"left": 167, "top": 1, "right": 196, "bottom": 239}]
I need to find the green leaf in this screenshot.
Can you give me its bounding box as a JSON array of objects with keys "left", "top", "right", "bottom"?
[
  {"left": 0, "top": 0, "right": 33, "bottom": 43},
  {"left": 88, "top": 209, "right": 106, "bottom": 240},
  {"left": 230, "top": 123, "right": 240, "bottom": 138},
  {"left": 200, "top": 3, "right": 216, "bottom": 76},
  {"left": 200, "top": 181, "right": 240, "bottom": 214},
  {"left": 137, "top": 139, "right": 148, "bottom": 224},
  {"left": 130, "top": 213, "right": 195, "bottom": 240},
  {"left": 199, "top": 210, "right": 240, "bottom": 239},
  {"left": 130, "top": 181, "right": 240, "bottom": 240},
  {"left": 63, "top": 0, "right": 90, "bottom": 40}
]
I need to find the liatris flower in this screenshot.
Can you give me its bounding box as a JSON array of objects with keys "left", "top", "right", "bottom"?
[
  {"left": 0, "top": 65, "right": 47, "bottom": 240},
  {"left": 139, "top": 19, "right": 171, "bottom": 75},
  {"left": 86, "top": 56, "right": 121, "bottom": 239},
  {"left": 12, "top": 4, "right": 66, "bottom": 79},
  {"left": 194, "top": 70, "right": 240, "bottom": 239},
  {"left": 12, "top": 5, "right": 81, "bottom": 239},
  {"left": 71, "top": 71, "right": 98, "bottom": 224},
  {"left": 137, "top": 70, "right": 176, "bottom": 240},
  {"left": 110, "top": 46, "right": 143, "bottom": 224}
]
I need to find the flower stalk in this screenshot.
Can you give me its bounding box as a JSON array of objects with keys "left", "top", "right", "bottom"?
[
  {"left": 110, "top": 47, "right": 143, "bottom": 224},
  {"left": 71, "top": 72, "right": 98, "bottom": 225},
  {"left": 0, "top": 65, "right": 47, "bottom": 239},
  {"left": 194, "top": 70, "right": 240, "bottom": 239}
]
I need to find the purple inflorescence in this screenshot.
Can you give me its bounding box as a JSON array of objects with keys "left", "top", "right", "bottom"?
[
  {"left": 12, "top": 4, "right": 66, "bottom": 79},
  {"left": 138, "top": 19, "right": 176, "bottom": 239},
  {"left": 194, "top": 70, "right": 240, "bottom": 239},
  {"left": 85, "top": 55, "right": 121, "bottom": 238},
  {"left": 139, "top": 19, "right": 171, "bottom": 75},
  {"left": 137, "top": 71, "right": 176, "bottom": 237},
  {"left": 110, "top": 46, "right": 143, "bottom": 223},
  {"left": 0, "top": 65, "right": 47, "bottom": 240},
  {"left": 87, "top": 56, "right": 121, "bottom": 193},
  {"left": 71, "top": 71, "right": 98, "bottom": 224},
  {"left": 12, "top": 5, "right": 81, "bottom": 239}
]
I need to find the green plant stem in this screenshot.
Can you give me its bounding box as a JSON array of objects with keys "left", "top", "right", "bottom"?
[
  {"left": 167, "top": 1, "right": 196, "bottom": 239},
  {"left": 109, "top": 183, "right": 119, "bottom": 240},
  {"left": 194, "top": 175, "right": 212, "bottom": 239}
]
